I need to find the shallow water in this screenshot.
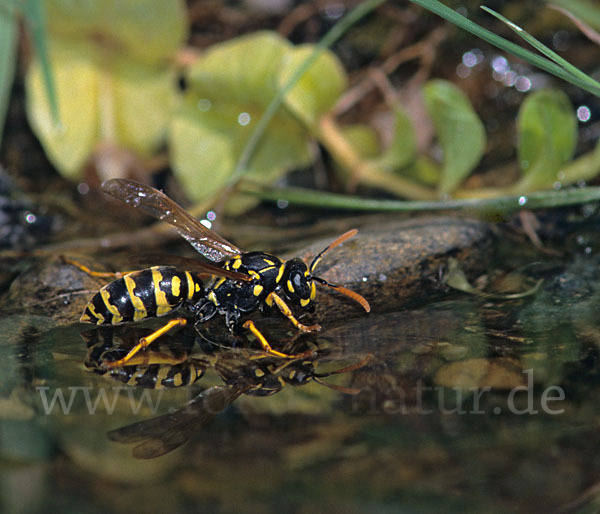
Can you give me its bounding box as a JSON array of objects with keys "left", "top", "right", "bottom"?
[{"left": 2, "top": 236, "right": 600, "bottom": 514}]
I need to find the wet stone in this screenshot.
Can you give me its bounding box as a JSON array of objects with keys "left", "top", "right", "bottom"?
[
  {"left": 293, "top": 217, "right": 494, "bottom": 321},
  {"left": 0, "top": 256, "right": 106, "bottom": 327},
  {"left": 0, "top": 217, "right": 493, "bottom": 330}
]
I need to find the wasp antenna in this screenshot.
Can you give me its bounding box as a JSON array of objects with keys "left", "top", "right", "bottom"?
[
  {"left": 313, "top": 277, "right": 371, "bottom": 312},
  {"left": 309, "top": 229, "right": 358, "bottom": 272},
  {"left": 312, "top": 376, "right": 362, "bottom": 395},
  {"left": 314, "top": 354, "right": 373, "bottom": 378}
]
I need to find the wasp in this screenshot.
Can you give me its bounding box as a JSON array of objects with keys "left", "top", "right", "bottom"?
[{"left": 69, "top": 179, "right": 370, "bottom": 367}]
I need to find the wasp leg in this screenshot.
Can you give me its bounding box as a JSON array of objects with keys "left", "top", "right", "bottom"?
[
  {"left": 106, "top": 351, "right": 191, "bottom": 367},
  {"left": 268, "top": 292, "right": 321, "bottom": 333},
  {"left": 242, "top": 320, "right": 314, "bottom": 359},
  {"left": 102, "top": 318, "right": 188, "bottom": 368},
  {"left": 63, "top": 257, "right": 137, "bottom": 279}
]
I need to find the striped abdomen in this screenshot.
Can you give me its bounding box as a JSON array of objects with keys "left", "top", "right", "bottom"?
[
  {"left": 108, "top": 361, "right": 208, "bottom": 389},
  {"left": 81, "top": 266, "right": 205, "bottom": 325}
]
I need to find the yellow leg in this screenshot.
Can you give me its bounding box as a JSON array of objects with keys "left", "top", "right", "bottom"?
[
  {"left": 105, "top": 350, "right": 190, "bottom": 367},
  {"left": 268, "top": 292, "right": 321, "bottom": 333},
  {"left": 242, "top": 320, "right": 314, "bottom": 359},
  {"left": 102, "top": 318, "right": 188, "bottom": 368},
  {"left": 63, "top": 256, "right": 136, "bottom": 279}
]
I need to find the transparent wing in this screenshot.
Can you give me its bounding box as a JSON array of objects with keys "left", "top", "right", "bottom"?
[
  {"left": 107, "top": 386, "right": 243, "bottom": 458},
  {"left": 102, "top": 179, "right": 240, "bottom": 262}
]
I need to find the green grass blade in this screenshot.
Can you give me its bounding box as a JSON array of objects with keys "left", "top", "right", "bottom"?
[
  {"left": 409, "top": 0, "right": 600, "bottom": 97},
  {"left": 23, "top": 0, "right": 59, "bottom": 125},
  {"left": 242, "top": 183, "right": 600, "bottom": 213},
  {"left": 481, "top": 6, "right": 600, "bottom": 89},
  {"left": 0, "top": 1, "right": 18, "bottom": 143}
]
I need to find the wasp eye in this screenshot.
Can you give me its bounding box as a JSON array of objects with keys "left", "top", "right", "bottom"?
[{"left": 291, "top": 271, "right": 310, "bottom": 298}]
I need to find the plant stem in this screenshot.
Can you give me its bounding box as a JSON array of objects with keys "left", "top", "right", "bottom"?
[{"left": 317, "top": 115, "right": 438, "bottom": 200}]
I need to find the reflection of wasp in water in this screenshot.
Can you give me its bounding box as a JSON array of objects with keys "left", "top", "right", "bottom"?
[
  {"left": 83, "top": 327, "right": 367, "bottom": 395},
  {"left": 83, "top": 327, "right": 371, "bottom": 458},
  {"left": 68, "top": 179, "right": 370, "bottom": 366}
]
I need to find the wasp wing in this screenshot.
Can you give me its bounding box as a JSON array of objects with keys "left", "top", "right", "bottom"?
[
  {"left": 133, "top": 254, "right": 252, "bottom": 282},
  {"left": 108, "top": 385, "right": 243, "bottom": 458},
  {"left": 102, "top": 179, "right": 240, "bottom": 262}
]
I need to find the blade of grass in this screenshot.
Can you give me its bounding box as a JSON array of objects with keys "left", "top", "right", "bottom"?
[
  {"left": 23, "top": 0, "right": 59, "bottom": 125},
  {"left": 228, "top": 0, "right": 387, "bottom": 187},
  {"left": 409, "top": 0, "right": 600, "bottom": 97},
  {"left": 241, "top": 183, "right": 600, "bottom": 212},
  {"left": 481, "top": 6, "right": 599, "bottom": 88},
  {"left": 0, "top": 1, "right": 18, "bottom": 143}
]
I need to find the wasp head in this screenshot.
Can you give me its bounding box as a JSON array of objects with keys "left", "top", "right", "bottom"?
[
  {"left": 281, "top": 230, "right": 370, "bottom": 313},
  {"left": 282, "top": 258, "right": 316, "bottom": 309}
]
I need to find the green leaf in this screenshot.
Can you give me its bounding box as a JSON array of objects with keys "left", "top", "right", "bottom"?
[
  {"left": 26, "top": 42, "right": 98, "bottom": 179},
  {"left": 170, "top": 32, "right": 319, "bottom": 211},
  {"left": 45, "top": 0, "right": 187, "bottom": 65},
  {"left": 0, "top": 1, "right": 18, "bottom": 143},
  {"left": 187, "top": 31, "right": 290, "bottom": 106},
  {"left": 547, "top": 0, "right": 600, "bottom": 33},
  {"left": 559, "top": 138, "right": 600, "bottom": 186},
  {"left": 338, "top": 108, "right": 418, "bottom": 177},
  {"left": 230, "top": 0, "right": 387, "bottom": 188},
  {"left": 373, "top": 106, "right": 418, "bottom": 172},
  {"left": 515, "top": 89, "right": 576, "bottom": 191},
  {"left": 340, "top": 124, "right": 381, "bottom": 159},
  {"left": 423, "top": 79, "right": 486, "bottom": 194},
  {"left": 25, "top": 0, "right": 186, "bottom": 180},
  {"left": 169, "top": 99, "right": 236, "bottom": 204},
  {"left": 279, "top": 44, "right": 347, "bottom": 128},
  {"left": 169, "top": 89, "right": 311, "bottom": 213},
  {"left": 397, "top": 156, "right": 441, "bottom": 187},
  {"left": 111, "top": 57, "right": 176, "bottom": 155}
]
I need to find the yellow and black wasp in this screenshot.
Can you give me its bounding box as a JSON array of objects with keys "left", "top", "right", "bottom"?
[{"left": 71, "top": 179, "right": 370, "bottom": 367}]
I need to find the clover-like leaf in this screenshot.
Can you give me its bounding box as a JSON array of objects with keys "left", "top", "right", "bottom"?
[
  {"left": 110, "top": 56, "right": 177, "bottom": 155},
  {"left": 341, "top": 124, "right": 381, "bottom": 159},
  {"left": 515, "top": 88, "right": 576, "bottom": 191},
  {"left": 25, "top": 0, "right": 186, "bottom": 180},
  {"left": 45, "top": 0, "right": 186, "bottom": 65},
  {"left": 170, "top": 31, "right": 329, "bottom": 211},
  {"left": 398, "top": 156, "right": 441, "bottom": 187},
  {"left": 423, "top": 79, "right": 486, "bottom": 194},
  {"left": 279, "top": 45, "right": 347, "bottom": 128},
  {"left": 170, "top": 97, "right": 311, "bottom": 213},
  {"left": 169, "top": 100, "right": 237, "bottom": 203},
  {"left": 373, "top": 106, "right": 417, "bottom": 173},
  {"left": 26, "top": 41, "right": 99, "bottom": 180},
  {"left": 187, "top": 31, "right": 290, "bottom": 106}
]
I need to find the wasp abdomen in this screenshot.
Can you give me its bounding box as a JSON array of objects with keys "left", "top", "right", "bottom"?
[
  {"left": 108, "top": 361, "right": 207, "bottom": 389},
  {"left": 81, "top": 266, "right": 205, "bottom": 325}
]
